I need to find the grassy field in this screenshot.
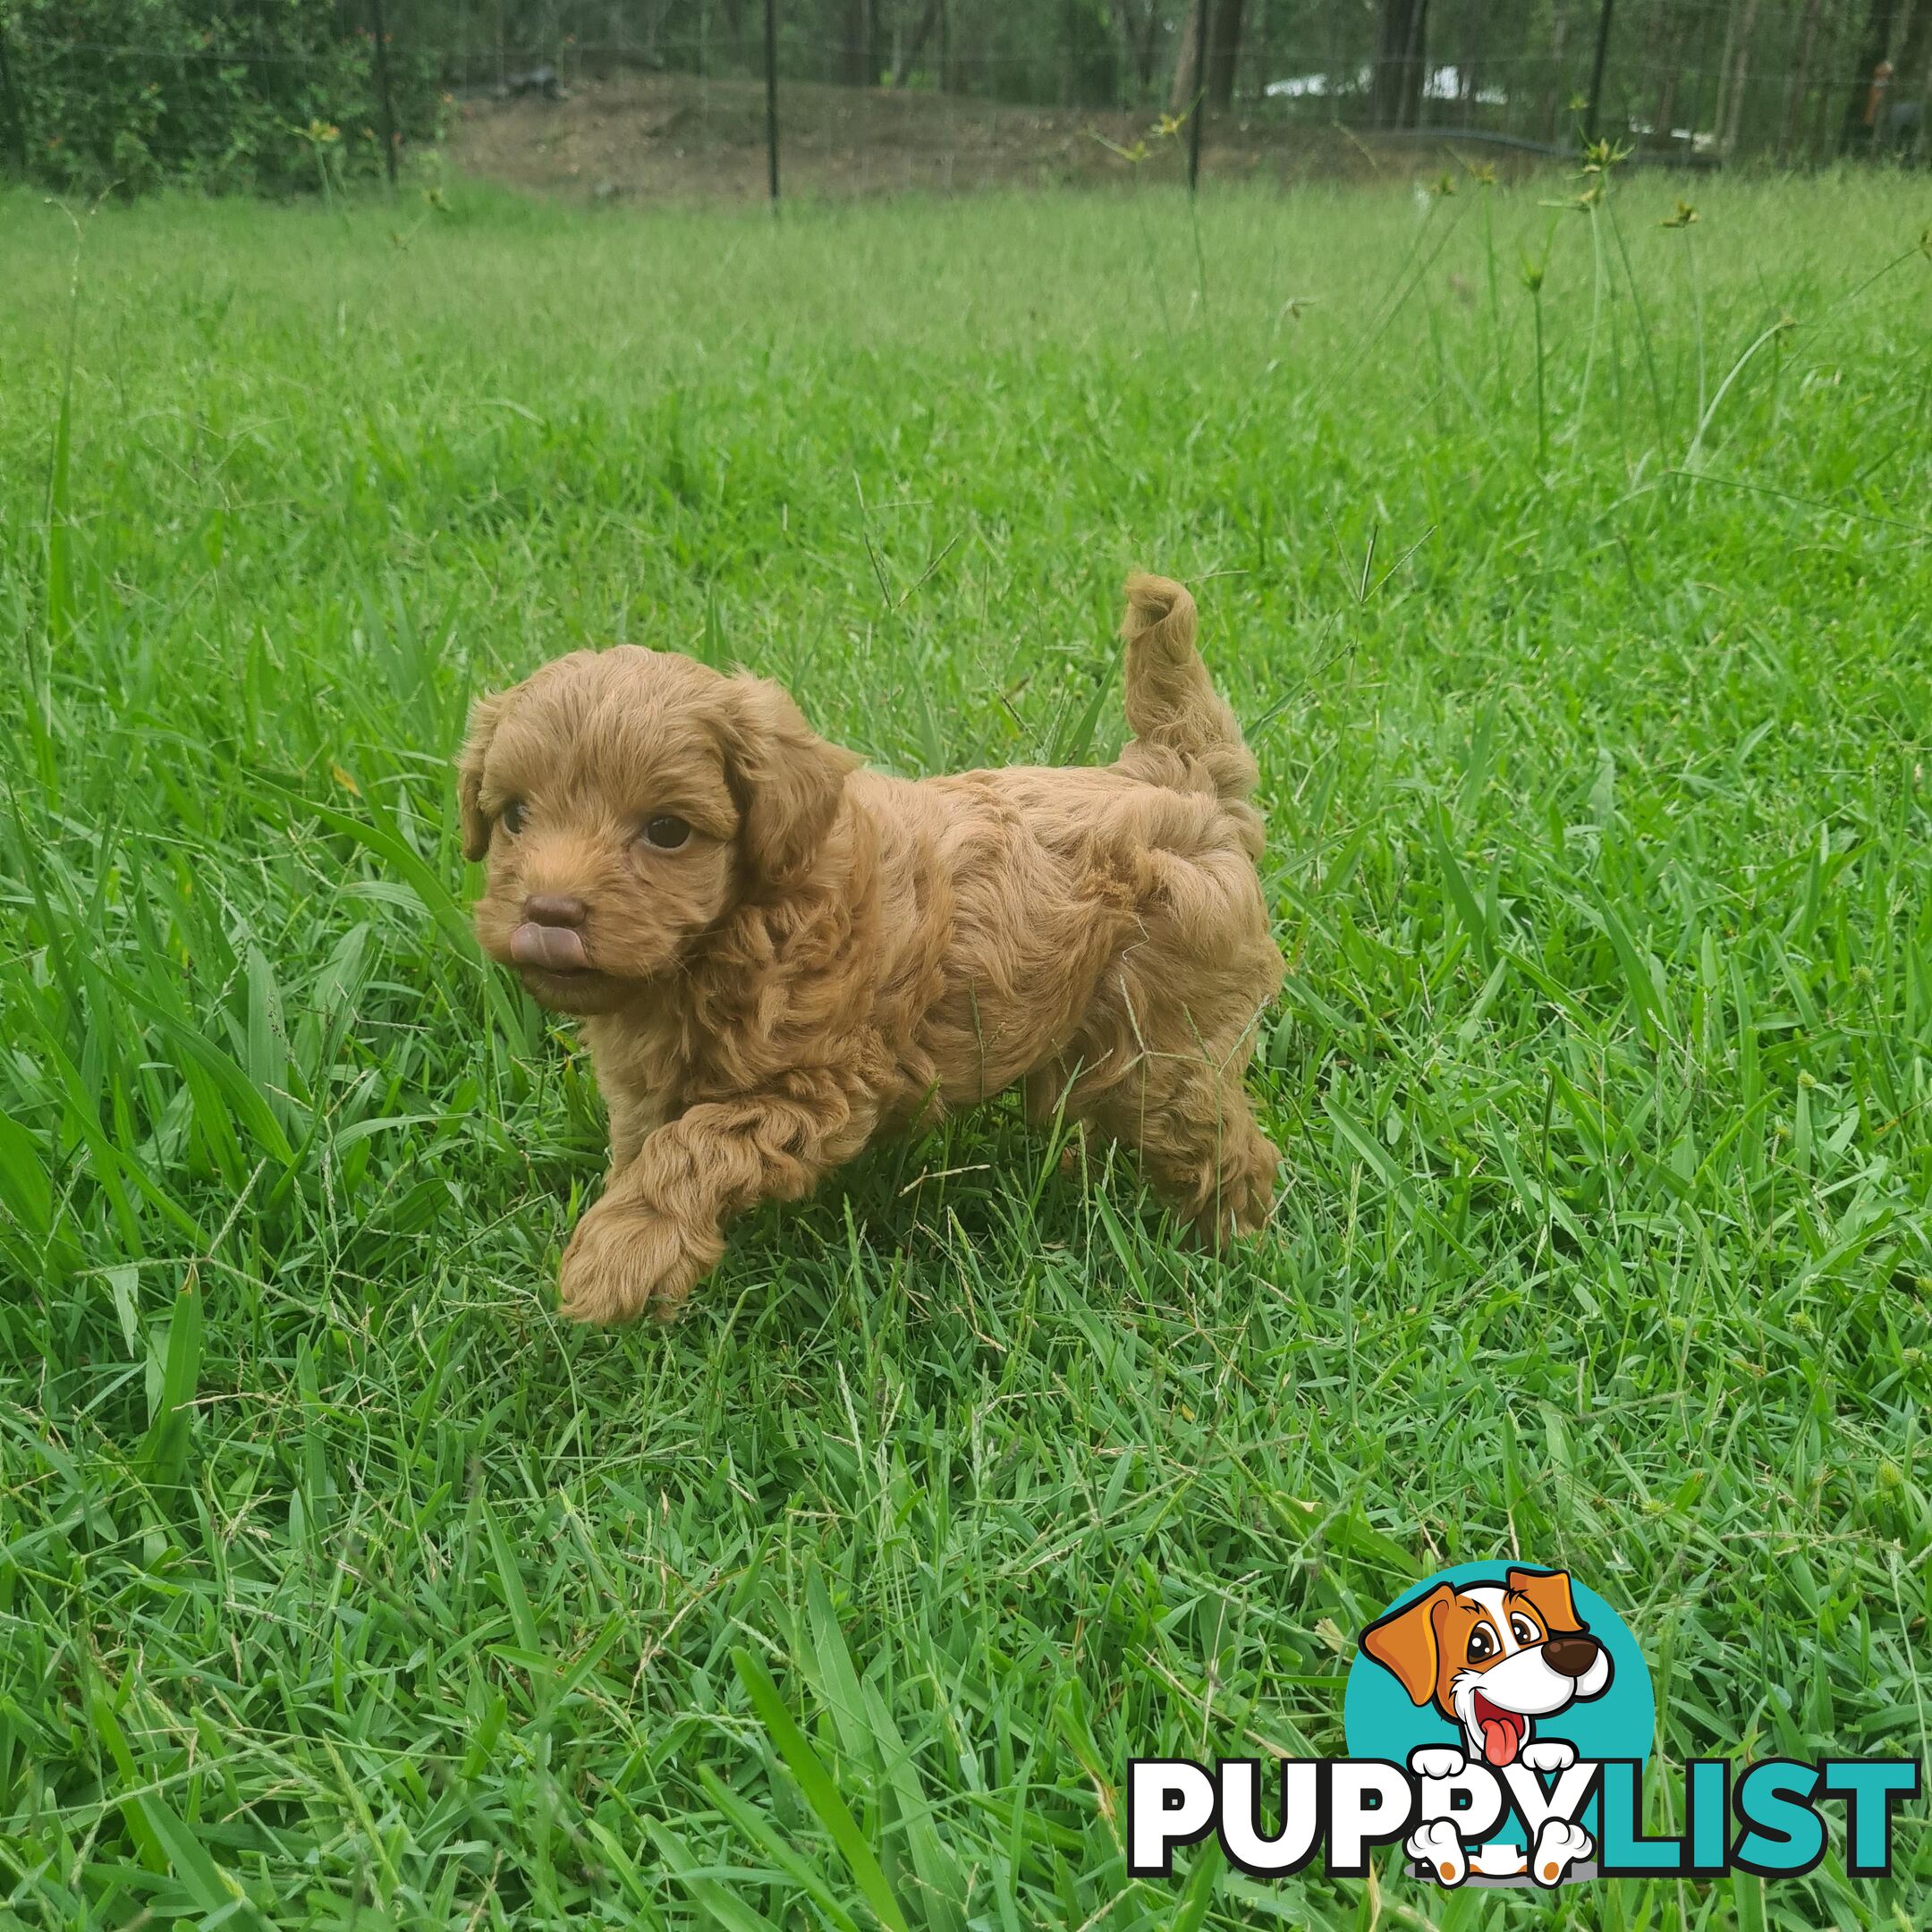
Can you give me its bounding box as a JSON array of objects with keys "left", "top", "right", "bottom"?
[{"left": 1, "top": 166, "right": 1928, "bottom": 1929}]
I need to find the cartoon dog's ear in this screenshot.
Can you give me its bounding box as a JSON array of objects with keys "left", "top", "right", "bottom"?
[
  {"left": 1360, "top": 1583, "right": 1454, "bottom": 1706},
  {"left": 1507, "top": 1568, "right": 1585, "bottom": 1636},
  {"left": 718, "top": 674, "right": 860, "bottom": 892},
  {"left": 456, "top": 687, "right": 514, "bottom": 862}
]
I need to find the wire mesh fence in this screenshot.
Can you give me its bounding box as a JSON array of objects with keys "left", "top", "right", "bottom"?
[{"left": 1, "top": 2, "right": 1927, "bottom": 203}]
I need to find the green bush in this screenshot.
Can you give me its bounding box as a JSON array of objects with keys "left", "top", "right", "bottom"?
[{"left": 0, "top": 1, "right": 445, "bottom": 196}]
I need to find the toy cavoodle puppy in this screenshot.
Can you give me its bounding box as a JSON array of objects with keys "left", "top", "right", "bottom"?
[{"left": 459, "top": 573, "right": 1284, "bottom": 1323}]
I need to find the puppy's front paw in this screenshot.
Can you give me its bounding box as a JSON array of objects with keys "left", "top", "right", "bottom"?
[
  {"left": 1188, "top": 1154, "right": 1280, "bottom": 1250},
  {"left": 1228, "top": 1155, "right": 1281, "bottom": 1237},
  {"left": 1520, "top": 1739, "right": 1577, "bottom": 1774},
  {"left": 1530, "top": 1818, "right": 1592, "bottom": 1886},
  {"left": 1408, "top": 1745, "right": 1467, "bottom": 1781},
  {"left": 558, "top": 1204, "right": 707, "bottom": 1325},
  {"left": 1407, "top": 1818, "right": 1467, "bottom": 1886}
]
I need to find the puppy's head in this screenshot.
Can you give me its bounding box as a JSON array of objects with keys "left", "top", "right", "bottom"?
[{"left": 459, "top": 647, "right": 855, "bottom": 1014}]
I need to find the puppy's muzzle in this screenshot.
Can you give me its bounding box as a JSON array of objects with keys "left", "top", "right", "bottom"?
[{"left": 512, "top": 894, "right": 590, "bottom": 971}]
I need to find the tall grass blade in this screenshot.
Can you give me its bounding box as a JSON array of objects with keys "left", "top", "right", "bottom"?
[
  {"left": 732, "top": 1647, "right": 911, "bottom": 1932},
  {"left": 138, "top": 1271, "right": 202, "bottom": 1487}
]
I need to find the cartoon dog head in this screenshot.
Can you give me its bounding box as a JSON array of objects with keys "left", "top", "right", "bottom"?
[{"left": 1360, "top": 1569, "right": 1613, "bottom": 1768}]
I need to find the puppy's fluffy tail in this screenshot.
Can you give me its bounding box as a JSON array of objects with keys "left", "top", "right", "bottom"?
[{"left": 1119, "top": 572, "right": 1258, "bottom": 805}]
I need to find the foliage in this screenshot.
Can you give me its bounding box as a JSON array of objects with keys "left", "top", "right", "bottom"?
[
  {"left": 389, "top": 0, "right": 1932, "bottom": 153},
  {"left": 4, "top": 0, "right": 1928, "bottom": 197},
  {"left": 1, "top": 0, "right": 445, "bottom": 196},
  {"left": 0, "top": 171, "right": 1929, "bottom": 1924}
]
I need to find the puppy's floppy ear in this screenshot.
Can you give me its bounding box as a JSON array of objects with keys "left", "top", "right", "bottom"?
[
  {"left": 717, "top": 674, "right": 859, "bottom": 890},
  {"left": 1506, "top": 1568, "right": 1586, "bottom": 1637},
  {"left": 1360, "top": 1583, "right": 1453, "bottom": 1706},
  {"left": 456, "top": 686, "right": 513, "bottom": 862}
]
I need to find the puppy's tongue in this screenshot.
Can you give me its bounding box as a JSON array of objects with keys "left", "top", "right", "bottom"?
[
  {"left": 510, "top": 922, "right": 589, "bottom": 971},
  {"left": 1481, "top": 1716, "right": 1523, "bottom": 1767}
]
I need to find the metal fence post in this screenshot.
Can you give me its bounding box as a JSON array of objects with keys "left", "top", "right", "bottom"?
[
  {"left": 0, "top": 16, "right": 28, "bottom": 175},
  {"left": 1186, "top": 0, "right": 1208, "bottom": 193},
  {"left": 764, "top": 0, "right": 780, "bottom": 205},
  {"left": 369, "top": 0, "right": 400, "bottom": 188}
]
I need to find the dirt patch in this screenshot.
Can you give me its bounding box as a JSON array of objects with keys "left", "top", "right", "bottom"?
[{"left": 445, "top": 73, "right": 1561, "bottom": 205}]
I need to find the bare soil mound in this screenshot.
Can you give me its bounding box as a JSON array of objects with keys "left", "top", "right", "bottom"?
[{"left": 446, "top": 73, "right": 1555, "bottom": 204}]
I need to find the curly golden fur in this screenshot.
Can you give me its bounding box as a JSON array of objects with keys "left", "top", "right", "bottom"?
[{"left": 460, "top": 573, "right": 1284, "bottom": 1322}]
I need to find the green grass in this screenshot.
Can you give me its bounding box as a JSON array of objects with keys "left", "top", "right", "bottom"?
[{"left": 1, "top": 167, "right": 1929, "bottom": 1930}]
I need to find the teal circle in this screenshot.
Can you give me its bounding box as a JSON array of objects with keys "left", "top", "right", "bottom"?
[{"left": 1343, "top": 1563, "right": 1655, "bottom": 1848}]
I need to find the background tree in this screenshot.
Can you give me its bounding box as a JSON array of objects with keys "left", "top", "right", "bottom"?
[
  {"left": 1168, "top": 1, "right": 1201, "bottom": 112},
  {"left": 1839, "top": 0, "right": 1899, "bottom": 145},
  {"left": 1894, "top": 0, "right": 1931, "bottom": 135},
  {"left": 1538, "top": 0, "right": 1571, "bottom": 141},
  {"left": 1780, "top": 0, "right": 1829, "bottom": 158},
  {"left": 890, "top": 0, "right": 945, "bottom": 85},
  {"left": 1649, "top": 0, "right": 1697, "bottom": 148},
  {"left": 1168, "top": 0, "right": 1246, "bottom": 113},
  {"left": 1719, "top": 0, "right": 1766, "bottom": 154},
  {"left": 1112, "top": 0, "right": 1165, "bottom": 97},
  {"left": 855, "top": 0, "right": 880, "bottom": 85},
  {"left": 1372, "top": 0, "right": 1428, "bottom": 127},
  {"left": 1205, "top": 0, "right": 1247, "bottom": 110}
]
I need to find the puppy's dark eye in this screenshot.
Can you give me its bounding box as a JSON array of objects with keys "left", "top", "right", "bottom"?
[
  {"left": 642, "top": 815, "right": 691, "bottom": 850},
  {"left": 500, "top": 800, "right": 528, "bottom": 836},
  {"left": 1511, "top": 1615, "right": 1539, "bottom": 1647},
  {"left": 1467, "top": 1626, "right": 1495, "bottom": 1663}
]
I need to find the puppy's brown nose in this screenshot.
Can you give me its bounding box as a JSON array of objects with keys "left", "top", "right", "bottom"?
[
  {"left": 522, "top": 894, "right": 588, "bottom": 928},
  {"left": 1544, "top": 1636, "right": 1600, "bottom": 1679}
]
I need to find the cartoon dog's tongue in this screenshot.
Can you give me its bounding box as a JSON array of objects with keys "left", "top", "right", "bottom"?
[
  {"left": 510, "top": 922, "right": 589, "bottom": 971},
  {"left": 1474, "top": 1696, "right": 1524, "bottom": 1767}
]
